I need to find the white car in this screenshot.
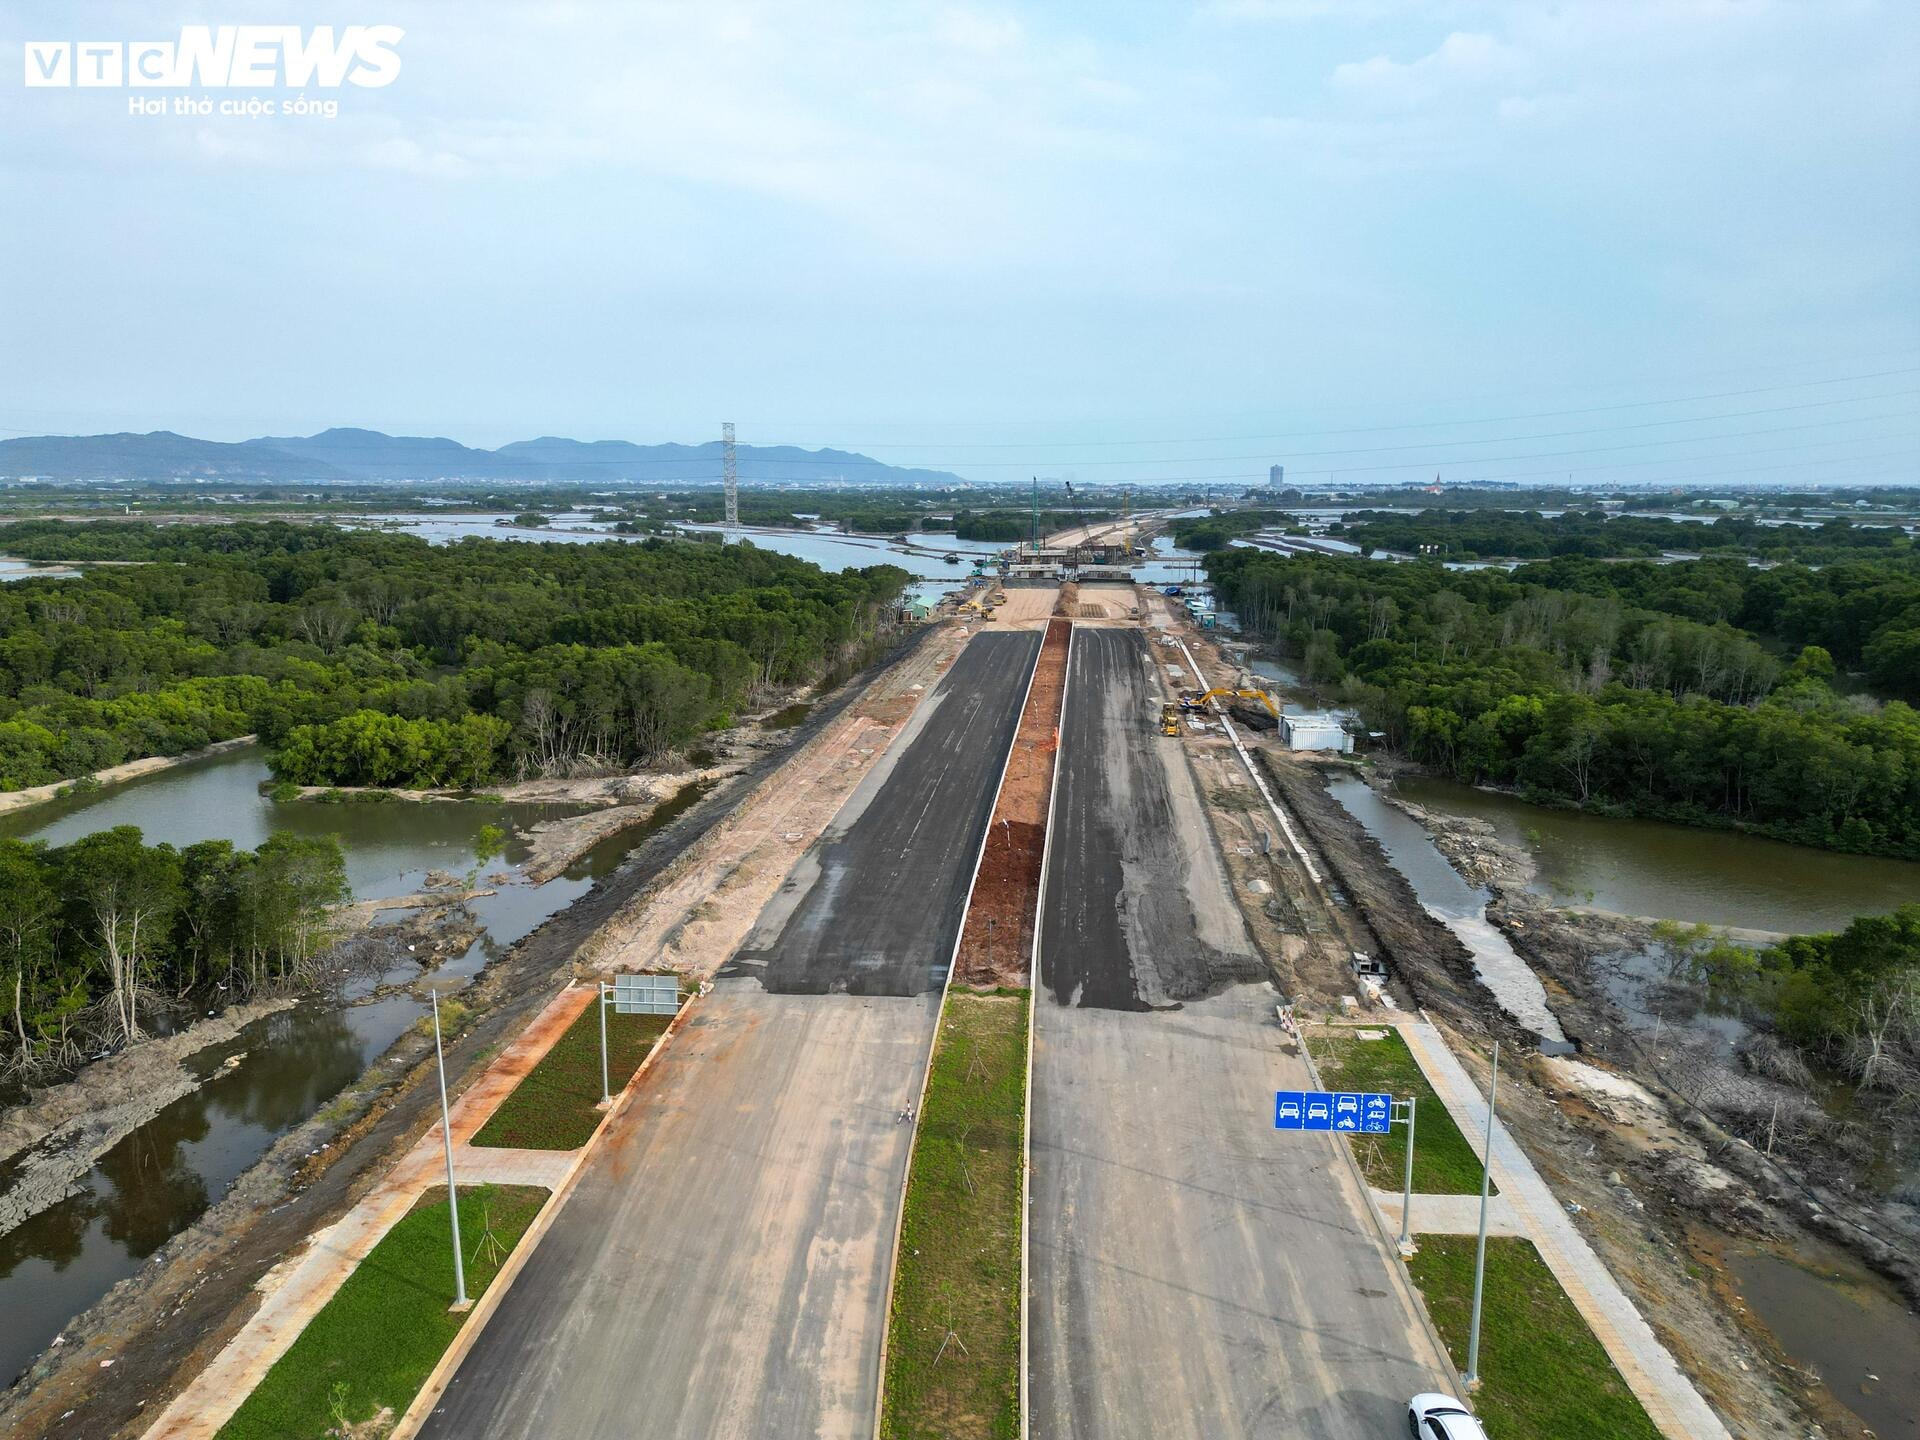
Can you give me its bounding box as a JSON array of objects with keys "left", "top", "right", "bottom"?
[{"left": 1407, "top": 1393, "right": 1489, "bottom": 1439}]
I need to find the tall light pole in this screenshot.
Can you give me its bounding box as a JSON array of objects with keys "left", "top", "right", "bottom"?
[
  {"left": 1464, "top": 1041, "right": 1499, "bottom": 1387},
  {"left": 430, "top": 987, "right": 470, "bottom": 1311}
]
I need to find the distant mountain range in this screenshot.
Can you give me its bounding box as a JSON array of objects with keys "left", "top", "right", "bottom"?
[{"left": 0, "top": 427, "right": 966, "bottom": 486}]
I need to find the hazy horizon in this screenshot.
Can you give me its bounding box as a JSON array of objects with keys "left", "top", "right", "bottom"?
[{"left": 4, "top": 1, "right": 1916, "bottom": 489}]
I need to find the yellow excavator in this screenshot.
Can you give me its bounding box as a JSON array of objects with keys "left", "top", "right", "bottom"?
[{"left": 1180, "top": 687, "right": 1279, "bottom": 718}]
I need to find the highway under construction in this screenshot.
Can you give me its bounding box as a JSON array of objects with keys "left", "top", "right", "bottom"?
[
  {"left": 398, "top": 583, "right": 1463, "bottom": 1440},
  {"left": 137, "top": 569, "right": 1738, "bottom": 1440}
]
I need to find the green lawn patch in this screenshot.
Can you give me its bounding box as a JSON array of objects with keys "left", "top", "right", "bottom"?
[
  {"left": 216, "top": 1184, "right": 547, "bottom": 1440},
  {"left": 1312, "top": 1027, "right": 1493, "bottom": 1195},
  {"left": 1406, "top": 1235, "right": 1661, "bottom": 1440},
  {"left": 470, "top": 998, "right": 672, "bottom": 1150},
  {"left": 882, "top": 989, "right": 1028, "bottom": 1440}
]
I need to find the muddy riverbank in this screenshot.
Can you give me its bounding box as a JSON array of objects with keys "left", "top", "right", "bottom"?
[
  {"left": 1251, "top": 751, "right": 1503, "bottom": 1032},
  {"left": 0, "top": 736, "right": 258, "bottom": 816},
  {"left": 0, "top": 1000, "right": 301, "bottom": 1239},
  {"left": 1373, "top": 773, "right": 1920, "bottom": 1439}
]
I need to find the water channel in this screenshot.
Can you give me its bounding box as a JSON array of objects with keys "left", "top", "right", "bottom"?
[
  {"left": 1322, "top": 775, "right": 1567, "bottom": 1043},
  {"left": 1393, "top": 775, "right": 1920, "bottom": 934},
  {"left": 0, "top": 748, "right": 639, "bottom": 1385},
  {"left": 1315, "top": 765, "right": 1920, "bottom": 1437}
]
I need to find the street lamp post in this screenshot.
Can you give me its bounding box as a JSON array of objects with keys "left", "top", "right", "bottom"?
[
  {"left": 430, "top": 987, "right": 470, "bottom": 1311},
  {"left": 1464, "top": 1041, "right": 1499, "bottom": 1387}
]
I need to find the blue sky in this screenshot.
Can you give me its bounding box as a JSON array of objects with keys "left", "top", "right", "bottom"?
[{"left": 2, "top": 1, "right": 1916, "bottom": 488}]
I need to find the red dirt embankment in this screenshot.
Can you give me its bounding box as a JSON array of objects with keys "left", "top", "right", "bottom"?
[{"left": 953, "top": 617, "right": 1071, "bottom": 987}]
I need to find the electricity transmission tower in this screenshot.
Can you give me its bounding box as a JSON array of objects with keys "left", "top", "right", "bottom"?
[{"left": 722, "top": 421, "right": 739, "bottom": 535}]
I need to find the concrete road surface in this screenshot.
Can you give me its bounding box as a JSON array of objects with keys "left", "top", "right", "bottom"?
[
  {"left": 418, "top": 629, "right": 1041, "bottom": 1440},
  {"left": 1030, "top": 626, "right": 1453, "bottom": 1440}
]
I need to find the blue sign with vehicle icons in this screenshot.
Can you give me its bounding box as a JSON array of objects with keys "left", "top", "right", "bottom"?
[{"left": 1276, "top": 1091, "right": 1393, "bottom": 1135}]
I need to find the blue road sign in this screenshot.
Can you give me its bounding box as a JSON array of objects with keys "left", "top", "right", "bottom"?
[{"left": 1276, "top": 1090, "right": 1395, "bottom": 1134}]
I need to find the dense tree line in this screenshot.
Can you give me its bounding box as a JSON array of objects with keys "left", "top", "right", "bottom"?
[
  {"left": 1, "top": 827, "right": 348, "bottom": 1070},
  {"left": 1170, "top": 509, "right": 1294, "bottom": 551},
  {"left": 1340, "top": 508, "right": 1917, "bottom": 566},
  {"left": 0, "top": 522, "right": 909, "bottom": 789},
  {"left": 1206, "top": 548, "right": 1920, "bottom": 856},
  {"left": 950, "top": 509, "right": 1114, "bottom": 542}
]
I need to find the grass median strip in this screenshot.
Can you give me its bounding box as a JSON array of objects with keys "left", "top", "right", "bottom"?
[
  {"left": 1407, "top": 1235, "right": 1661, "bottom": 1440},
  {"left": 882, "top": 988, "right": 1027, "bottom": 1440},
  {"left": 1313, "top": 1027, "right": 1494, "bottom": 1195},
  {"left": 216, "top": 1183, "right": 547, "bottom": 1440},
  {"left": 471, "top": 998, "right": 672, "bottom": 1150}
]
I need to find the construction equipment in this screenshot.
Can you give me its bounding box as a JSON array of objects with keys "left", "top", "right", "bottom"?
[
  {"left": 1159, "top": 703, "right": 1181, "bottom": 737},
  {"left": 1180, "top": 687, "right": 1279, "bottom": 718}
]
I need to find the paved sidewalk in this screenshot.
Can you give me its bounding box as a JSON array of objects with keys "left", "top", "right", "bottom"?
[
  {"left": 142, "top": 983, "right": 602, "bottom": 1440},
  {"left": 1395, "top": 1020, "right": 1732, "bottom": 1440},
  {"left": 1371, "top": 1189, "right": 1526, "bottom": 1237}
]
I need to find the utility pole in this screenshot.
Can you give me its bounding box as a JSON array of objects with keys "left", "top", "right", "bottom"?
[
  {"left": 722, "top": 421, "right": 739, "bottom": 535},
  {"left": 1030, "top": 476, "right": 1040, "bottom": 555},
  {"left": 1465, "top": 1041, "right": 1499, "bottom": 1387},
  {"left": 430, "top": 987, "right": 470, "bottom": 1310}
]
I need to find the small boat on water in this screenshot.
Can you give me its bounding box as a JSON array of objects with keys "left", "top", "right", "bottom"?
[{"left": 943, "top": 553, "right": 960, "bottom": 563}]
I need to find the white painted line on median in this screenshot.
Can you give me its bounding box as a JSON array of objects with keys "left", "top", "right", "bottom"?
[
  {"left": 1169, "top": 631, "right": 1323, "bottom": 884},
  {"left": 1021, "top": 619, "right": 1072, "bottom": 1440}
]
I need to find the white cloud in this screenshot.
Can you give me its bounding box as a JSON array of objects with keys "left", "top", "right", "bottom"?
[
  {"left": 933, "top": 7, "right": 1026, "bottom": 53},
  {"left": 1203, "top": 0, "right": 1398, "bottom": 20},
  {"left": 1330, "top": 31, "right": 1526, "bottom": 107}
]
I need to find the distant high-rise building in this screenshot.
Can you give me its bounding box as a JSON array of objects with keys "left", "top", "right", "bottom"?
[{"left": 1269, "top": 464, "right": 1284, "bottom": 489}]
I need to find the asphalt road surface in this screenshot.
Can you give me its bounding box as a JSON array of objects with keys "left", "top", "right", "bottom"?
[
  {"left": 418, "top": 629, "right": 1040, "bottom": 1440},
  {"left": 1030, "top": 625, "right": 1453, "bottom": 1439},
  {"left": 1041, "top": 627, "right": 1261, "bottom": 1009},
  {"left": 731, "top": 628, "right": 1043, "bottom": 995}
]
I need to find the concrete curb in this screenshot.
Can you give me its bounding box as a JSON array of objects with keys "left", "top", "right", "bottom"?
[
  {"left": 870, "top": 626, "right": 1044, "bottom": 1440},
  {"left": 1020, "top": 619, "right": 1072, "bottom": 1440},
  {"left": 391, "top": 983, "right": 704, "bottom": 1439}
]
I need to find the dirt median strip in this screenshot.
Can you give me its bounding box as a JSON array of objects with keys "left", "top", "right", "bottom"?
[{"left": 952, "top": 617, "right": 1071, "bottom": 989}]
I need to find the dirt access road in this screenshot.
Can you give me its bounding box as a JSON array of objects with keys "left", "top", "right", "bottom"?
[
  {"left": 416, "top": 631, "right": 1043, "bottom": 1440},
  {"left": 1029, "top": 621, "right": 1454, "bottom": 1440}
]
